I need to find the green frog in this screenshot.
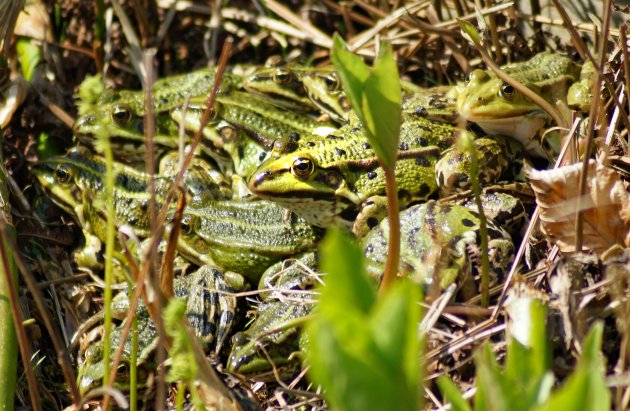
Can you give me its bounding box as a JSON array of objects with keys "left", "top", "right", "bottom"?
[
  {"left": 301, "top": 70, "right": 455, "bottom": 124},
  {"left": 243, "top": 65, "right": 334, "bottom": 111},
  {"left": 227, "top": 253, "right": 317, "bottom": 379},
  {"left": 77, "top": 265, "right": 235, "bottom": 393},
  {"left": 248, "top": 117, "right": 521, "bottom": 234},
  {"left": 455, "top": 52, "right": 581, "bottom": 145},
  {"left": 178, "top": 198, "right": 324, "bottom": 284},
  {"left": 228, "top": 195, "right": 520, "bottom": 376}
]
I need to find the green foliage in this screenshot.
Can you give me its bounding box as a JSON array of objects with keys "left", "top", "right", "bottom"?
[
  {"left": 15, "top": 38, "right": 40, "bottom": 82},
  {"left": 438, "top": 302, "right": 610, "bottom": 411},
  {"left": 163, "top": 298, "right": 205, "bottom": 411},
  {"left": 75, "top": 75, "right": 106, "bottom": 114},
  {"left": 331, "top": 34, "right": 402, "bottom": 168},
  {"left": 306, "top": 229, "right": 421, "bottom": 411}
]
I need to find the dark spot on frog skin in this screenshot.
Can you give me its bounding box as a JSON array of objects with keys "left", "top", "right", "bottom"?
[
  {"left": 367, "top": 217, "right": 379, "bottom": 229},
  {"left": 417, "top": 183, "right": 431, "bottom": 197},
  {"left": 327, "top": 134, "right": 340, "bottom": 140},
  {"left": 334, "top": 147, "right": 346, "bottom": 156},
  {"left": 438, "top": 140, "right": 452, "bottom": 150},
  {"left": 415, "top": 106, "right": 428, "bottom": 117},
  {"left": 399, "top": 142, "right": 409, "bottom": 151},
  {"left": 415, "top": 157, "right": 430, "bottom": 167},
  {"left": 461, "top": 218, "right": 476, "bottom": 227},
  {"left": 289, "top": 132, "right": 300, "bottom": 141},
  {"left": 306, "top": 141, "right": 315, "bottom": 147},
  {"left": 417, "top": 137, "right": 428, "bottom": 146},
  {"left": 362, "top": 142, "right": 371, "bottom": 149},
  {"left": 367, "top": 171, "right": 377, "bottom": 180}
]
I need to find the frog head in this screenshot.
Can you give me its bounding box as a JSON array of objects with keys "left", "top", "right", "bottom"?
[
  {"left": 302, "top": 71, "right": 353, "bottom": 123},
  {"left": 456, "top": 69, "right": 548, "bottom": 140},
  {"left": 247, "top": 145, "right": 351, "bottom": 227},
  {"left": 243, "top": 66, "right": 314, "bottom": 111},
  {"left": 32, "top": 146, "right": 104, "bottom": 213}
]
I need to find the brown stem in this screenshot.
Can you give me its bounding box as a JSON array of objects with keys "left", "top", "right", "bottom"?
[{"left": 378, "top": 165, "right": 400, "bottom": 295}]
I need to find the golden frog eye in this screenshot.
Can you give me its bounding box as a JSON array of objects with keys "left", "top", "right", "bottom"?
[
  {"left": 111, "top": 104, "right": 132, "bottom": 125},
  {"left": 324, "top": 73, "right": 340, "bottom": 91},
  {"left": 273, "top": 68, "right": 292, "bottom": 85},
  {"left": 291, "top": 157, "right": 314, "bottom": 179},
  {"left": 180, "top": 215, "right": 197, "bottom": 236},
  {"left": 54, "top": 165, "right": 73, "bottom": 184},
  {"left": 499, "top": 84, "right": 515, "bottom": 100}
]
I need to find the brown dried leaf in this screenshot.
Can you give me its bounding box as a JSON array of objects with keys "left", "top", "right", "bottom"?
[{"left": 525, "top": 160, "right": 630, "bottom": 253}]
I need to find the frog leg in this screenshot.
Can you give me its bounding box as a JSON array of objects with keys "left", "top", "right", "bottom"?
[
  {"left": 352, "top": 195, "right": 390, "bottom": 237},
  {"left": 180, "top": 265, "right": 238, "bottom": 354},
  {"left": 435, "top": 135, "right": 522, "bottom": 197}
]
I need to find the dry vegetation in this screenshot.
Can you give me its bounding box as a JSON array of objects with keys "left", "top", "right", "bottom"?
[{"left": 1, "top": 0, "right": 630, "bottom": 410}]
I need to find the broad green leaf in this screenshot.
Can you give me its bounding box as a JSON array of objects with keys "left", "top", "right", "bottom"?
[
  {"left": 504, "top": 299, "right": 552, "bottom": 407},
  {"left": 319, "top": 228, "right": 376, "bottom": 315},
  {"left": 369, "top": 279, "right": 420, "bottom": 394},
  {"left": 361, "top": 43, "right": 401, "bottom": 167},
  {"left": 533, "top": 323, "right": 609, "bottom": 411},
  {"left": 458, "top": 19, "right": 482, "bottom": 47},
  {"left": 475, "top": 343, "right": 509, "bottom": 411},
  {"left": 437, "top": 376, "right": 473, "bottom": 411},
  {"left": 330, "top": 34, "right": 369, "bottom": 123},
  {"left": 308, "top": 315, "right": 401, "bottom": 411},
  {"left": 15, "top": 38, "right": 41, "bottom": 82}
]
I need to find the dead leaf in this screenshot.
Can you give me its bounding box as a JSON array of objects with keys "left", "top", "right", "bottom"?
[{"left": 525, "top": 159, "right": 630, "bottom": 253}]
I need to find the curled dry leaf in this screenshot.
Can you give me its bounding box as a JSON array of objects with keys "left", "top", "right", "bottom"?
[{"left": 525, "top": 160, "right": 630, "bottom": 253}]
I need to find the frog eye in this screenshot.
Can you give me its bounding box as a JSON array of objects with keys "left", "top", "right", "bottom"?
[
  {"left": 54, "top": 165, "right": 73, "bottom": 184},
  {"left": 219, "top": 125, "right": 237, "bottom": 142},
  {"left": 231, "top": 332, "right": 247, "bottom": 346},
  {"left": 291, "top": 157, "right": 314, "bottom": 179},
  {"left": 499, "top": 84, "right": 515, "bottom": 100},
  {"left": 117, "top": 363, "right": 130, "bottom": 378},
  {"left": 180, "top": 215, "right": 197, "bottom": 236},
  {"left": 324, "top": 73, "right": 340, "bottom": 91},
  {"left": 111, "top": 105, "right": 132, "bottom": 125},
  {"left": 273, "top": 68, "right": 293, "bottom": 85}
]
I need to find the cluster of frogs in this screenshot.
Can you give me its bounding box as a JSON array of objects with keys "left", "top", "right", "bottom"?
[{"left": 32, "top": 52, "right": 592, "bottom": 393}]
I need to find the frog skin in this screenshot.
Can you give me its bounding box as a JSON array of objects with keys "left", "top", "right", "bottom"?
[
  {"left": 362, "top": 200, "right": 515, "bottom": 297},
  {"left": 32, "top": 146, "right": 230, "bottom": 239},
  {"left": 75, "top": 69, "right": 242, "bottom": 127},
  {"left": 183, "top": 90, "right": 337, "bottom": 148},
  {"left": 226, "top": 253, "right": 318, "bottom": 378},
  {"left": 178, "top": 198, "right": 324, "bottom": 284},
  {"left": 567, "top": 59, "right": 595, "bottom": 113},
  {"left": 77, "top": 265, "right": 236, "bottom": 393},
  {"left": 301, "top": 70, "right": 451, "bottom": 124},
  {"left": 455, "top": 52, "right": 582, "bottom": 144},
  {"left": 248, "top": 116, "right": 521, "bottom": 232},
  {"left": 243, "top": 65, "right": 335, "bottom": 111}
]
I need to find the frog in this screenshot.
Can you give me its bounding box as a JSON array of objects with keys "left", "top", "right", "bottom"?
[
  {"left": 567, "top": 59, "right": 595, "bottom": 113},
  {"left": 242, "top": 64, "right": 335, "bottom": 112},
  {"left": 455, "top": 52, "right": 582, "bottom": 146},
  {"left": 226, "top": 252, "right": 318, "bottom": 379},
  {"left": 362, "top": 200, "right": 515, "bottom": 294},
  {"left": 77, "top": 265, "right": 236, "bottom": 393},
  {"left": 228, "top": 194, "right": 520, "bottom": 376},
  {"left": 301, "top": 69, "right": 454, "bottom": 124},
  {"left": 178, "top": 198, "right": 324, "bottom": 284},
  {"left": 248, "top": 116, "right": 521, "bottom": 235}
]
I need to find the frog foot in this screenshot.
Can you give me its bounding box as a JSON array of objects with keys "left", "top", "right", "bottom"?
[{"left": 352, "top": 196, "right": 389, "bottom": 237}]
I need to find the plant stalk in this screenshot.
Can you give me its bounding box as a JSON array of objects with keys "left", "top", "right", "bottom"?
[{"left": 379, "top": 165, "right": 400, "bottom": 295}]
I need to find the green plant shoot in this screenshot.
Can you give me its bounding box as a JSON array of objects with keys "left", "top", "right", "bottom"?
[
  {"left": 331, "top": 34, "right": 402, "bottom": 293},
  {"left": 306, "top": 229, "right": 421, "bottom": 411}
]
